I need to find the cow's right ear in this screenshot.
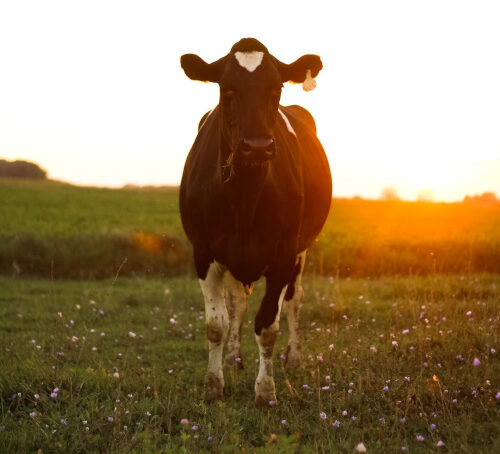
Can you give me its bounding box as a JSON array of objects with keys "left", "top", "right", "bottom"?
[{"left": 180, "top": 54, "right": 222, "bottom": 83}]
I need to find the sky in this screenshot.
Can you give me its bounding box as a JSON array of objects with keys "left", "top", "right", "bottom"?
[{"left": 1, "top": 0, "right": 499, "bottom": 201}]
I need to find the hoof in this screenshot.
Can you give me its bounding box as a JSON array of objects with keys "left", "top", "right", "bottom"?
[
  {"left": 254, "top": 394, "right": 278, "bottom": 408},
  {"left": 285, "top": 346, "right": 302, "bottom": 368},
  {"left": 254, "top": 376, "right": 276, "bottom": 407},
  {"left": 204, "top": 372, "right": 224, "bottom": 403}
]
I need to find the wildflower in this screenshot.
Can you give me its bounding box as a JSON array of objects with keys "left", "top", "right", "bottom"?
[
  {"left": 466, "top": 311, "right": 472, "bottom": 316},
  {"left": 370, "top": 346, "right": 377, "bottom": 352},
  {"left": 379, "top": 417, "right": 385, "bottom": 423},
  {"left": 316, "top": 354, "right": 323, "bottom": 362},
  {"left": 180, "top": 418, "right": 189, "bottom": 425},
  {"left": 473, "top": 358, "right": 481, "bottom": 367},
  {"left": 269, "top": 433, "right": 278, "bottom": 443},
  {"left": 342, "top": 410, "right": 348, "bottom": 416},
  {"left": 437, "top": 440, "right": 445, "bottom": 447},
  {"left": 352, "top": 416, "right": 357, "bottom": 421},
  {"left": 402, "top": 329, "right": 409, "bottom": 334},
  {"left": 82, "top": 420, "right": 87, "bottom": 425},
  {"left": 383, "top": 386, "right": 389, "bottom": 391},
  {"left": 401, "top": 448, "right": 407, "bottom": 452},
  {"left": 58, "top": 312, "right": 62, "bottom": 318},
  {"left": 281, "top": 419, "right": 287, "bottom": 425},
  {"left": 71, "top": 336, "right": 79, "bottom": 342},
  {"left": 392, "top": 341, "right": 398, "bottom": 347},
  {"left": 355, "top": 443, "right": 367, "bottom": 453},
  {"left": 496, "top": 392, "right": 500, "bottom": 400},
  {"left": 319, "top": 412, "right": 327, "bottom": 420},
  {"left": 400, "top": 417, "right": 406, "bottom": 423},
  {"left": 107, "top": 417, "right": 114, "bottom": 422},
  {"left": 208, "top": 436, "right": 213, "bottom": 441},
  {"left": 269, "top": 400, "right": 276, "bottom": 405},
  {"left": 113, "top": 372, "right": 120, "bottom": 379},
  {"left": 416, "top": 434, "right": 424, "bottom": 442},
  {"left": 329, "top": 344, "right": 334, "bottom": 350},
  {"left": 34, "top": 393, "right": 39, "bottom": 400},
  {"left": 332, "top": 420, "right": 340, "bottom": 427},
  {"left": 128, "top": 331, "right": 136, "bottom": 338},
  {"left": 60, "top": 419, "right": 67, "bottom": 424},
  {"left": 192, "top": 425, "right": 198, "bottom": 431},
  {"left": 30, "top": 411, "right": 36, "bottom": 418},
  {"left": 322, "top": 386, "right": 330, "bottom": 391}
]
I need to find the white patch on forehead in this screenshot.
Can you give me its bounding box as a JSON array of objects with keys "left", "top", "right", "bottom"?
[
  {"left": 278, "top": 109, "right": 296, "bottom": 137},
  {"left": 234, "top": 51, "right": 264, "bottom": 72}
]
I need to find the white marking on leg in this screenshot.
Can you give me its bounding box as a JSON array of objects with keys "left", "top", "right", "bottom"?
[
  {"left": 225, "top": 272, "right": 248, "bottom": 366},
  {"left": 278, "top": 109, "right": 297, "bottom": 137},
  {"left": 254, "top": 286, "right": 287, "bottom": 405},
  {"left": 199, "top": 261, "right": 228, "bottom": 400},
  {"left": 234, "top": 51, "right": 264, "bottom": 72},
  {"left": 284, "top": 251, "right": 307, "bottom": 367}
]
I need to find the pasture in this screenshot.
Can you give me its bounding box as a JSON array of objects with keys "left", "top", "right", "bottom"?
[
  {"left": 0, "top": 274, "right": 499, "bottom": 453},
  {"left": 1, "top": 179, "right": 499, "bottom": 278},
  {"left": 0, "top": 179, "right": 499, "bottom": 452}
]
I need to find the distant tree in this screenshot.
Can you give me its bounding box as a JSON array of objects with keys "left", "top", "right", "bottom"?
[
  {"left": 0, "top": 159, "right": 47, "bottom": 179},
  {"left": 380, "top": 187, "right": 400, "bottom": 201},
  {"left": 417, "top": 189, "right": 435, "bottom": 202},
  {"left": 463, "top": 192, "right": 498, "bottom": 205}
]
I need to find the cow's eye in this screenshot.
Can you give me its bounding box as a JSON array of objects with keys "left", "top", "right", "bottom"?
[
  {"left": 221, "top": 89, "right": 235, "bottom": 98},
  {"left": 270, "top": 87, "right": 282, "bottom": 99}
]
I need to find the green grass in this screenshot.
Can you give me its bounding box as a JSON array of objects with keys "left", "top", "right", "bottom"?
[
  {"left": 1, "top": 179, "right": 500, "bottom": 278},
  {"left": 1, "top": 274, "right": 498, "bottom": 453}
]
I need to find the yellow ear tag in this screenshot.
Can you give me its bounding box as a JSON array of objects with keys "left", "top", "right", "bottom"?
[{"left": 302, "top": 69, "right": 316, "bottom": 92}]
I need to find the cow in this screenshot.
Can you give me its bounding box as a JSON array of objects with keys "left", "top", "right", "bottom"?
[{"left": 179, "top": 38, "right": 332, "bottom": 406}]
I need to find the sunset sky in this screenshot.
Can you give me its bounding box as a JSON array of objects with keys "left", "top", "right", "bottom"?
[{"left": 1, "top": 0, "right": 499, "bottom": 201}]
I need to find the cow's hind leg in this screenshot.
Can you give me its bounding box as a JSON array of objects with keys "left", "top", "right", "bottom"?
[
  {"left": 199, "top": 261, "right": 228, "bottom": 402},
  {"left": 225, "top": 272, "right": 248, "bottom": 369},
  {"left": 283, "top": 251, "right": 307, "bottom": 367},
  {"left": 254, "top": 281, "right": 288, "bottom": 407}
]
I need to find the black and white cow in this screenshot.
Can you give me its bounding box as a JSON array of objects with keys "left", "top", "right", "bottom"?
[{"left": 179, "top": 38, "right": 332, "bottom": 406}]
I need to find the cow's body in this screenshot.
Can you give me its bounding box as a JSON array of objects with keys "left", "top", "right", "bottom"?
[{"left": 179, "top": 38, "right": 332, "bottom": 405}]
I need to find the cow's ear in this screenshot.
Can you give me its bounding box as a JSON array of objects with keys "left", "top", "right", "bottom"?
[
  {"left": 180, "top": 54, "right": 222, "bottom": 83},
  {"left": 276, "top": 54, "right": 323, "bottom": 84}
]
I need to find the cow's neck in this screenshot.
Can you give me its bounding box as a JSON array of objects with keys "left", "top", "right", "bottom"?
[{"left": 219, "top": 138, "right": 271, "bottom": 230}]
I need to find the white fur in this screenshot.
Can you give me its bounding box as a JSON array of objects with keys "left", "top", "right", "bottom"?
[
  {"left": 278, "top": 109, "right": 297, "bottom": 137},
  {"left": 199, "top": 262, "right": 228, "bottom": 382},
  {"left": 235, "top": 51, "right": 264, "bottom": 72}
]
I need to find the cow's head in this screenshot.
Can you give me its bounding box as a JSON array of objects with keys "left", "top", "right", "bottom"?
[{"left": 181, "top": 38, "right": 322, "bottom": 167}]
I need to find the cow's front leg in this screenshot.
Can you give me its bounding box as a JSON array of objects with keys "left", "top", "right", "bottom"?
[
  {"left": 199, "top": 261, "right": 228, "bottom": 402},
  {"left": 254, "top": 280, "right": 288, "bottom": 407},
  {"left": 225, "top": 272, "right": 248, "bottom": 369}
]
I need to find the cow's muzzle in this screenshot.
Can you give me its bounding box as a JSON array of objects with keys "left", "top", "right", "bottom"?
[{"left": 237, "top": 136, "right": 276, "bottom": 165}]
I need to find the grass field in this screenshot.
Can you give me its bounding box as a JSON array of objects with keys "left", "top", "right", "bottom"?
[
  {"left": 0, "top": 274, "right": 499, "bottom": 453},
  {"left": 1, "top": 179, "right": 499, "bottom": 278}
]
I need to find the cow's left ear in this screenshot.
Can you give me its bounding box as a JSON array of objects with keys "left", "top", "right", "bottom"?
[
  {"left": 180, "top": 54, "right": 224, "bottom": 83},
  {"left": 275, "top": 54, "right": 323, "bottom": 85}
]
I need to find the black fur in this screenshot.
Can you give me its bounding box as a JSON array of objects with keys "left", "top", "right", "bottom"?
[{"left": 179, "top": 39, "right": 331, "bottom": 334}]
